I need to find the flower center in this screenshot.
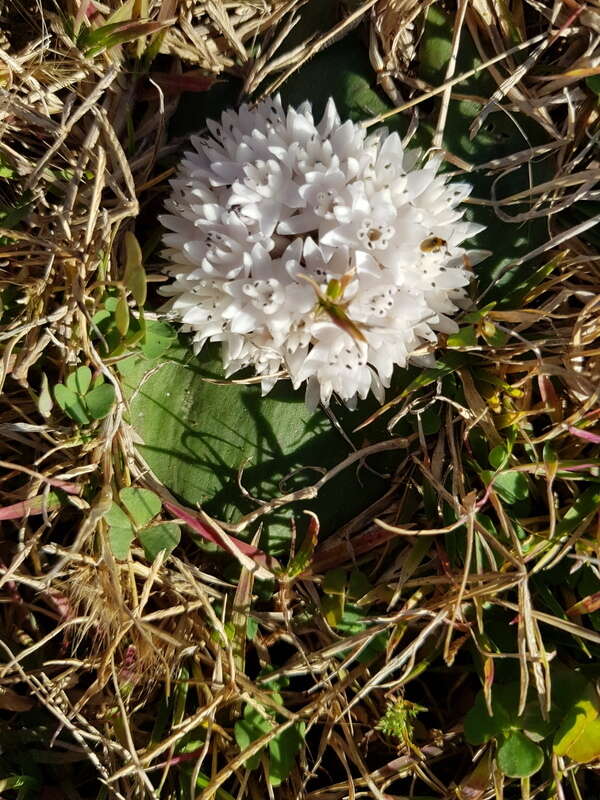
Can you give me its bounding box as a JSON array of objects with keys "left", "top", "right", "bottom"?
[
  {"left": 242, "top": 278, "right": 283, "bottom": 313},
  {"left": 357, "top": 219, "right": 394, "bottom": 250},
  {"left": 315, "top": 190, "right": 335, "bottom": 216}
]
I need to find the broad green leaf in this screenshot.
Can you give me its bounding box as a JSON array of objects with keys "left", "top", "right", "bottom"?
[
  {"left": 488, "top": 445, "right": 509, "bottom": 470},
  {"left": 84, "top": 382, "right": 116, "bottom": 420},
  {"left": 464, "top": 689, "right": 512, "bottom": 745},
  {"left": 333, "top": 604, "right": 368, "bottom": 635},
  {"left": 487, "top": 470, "right": 529, "bottom": 504},
  {"left": 553, "top": 685, "right": 600, "bottom": 763},
  {"left": 347, "top": 569, "right": 371, "bottom": 601},
  {"left": 262, "top": 672, "right": 288, "bottom": 705},
  {"left": 109, "top": 526, "right": 135, "bottom": 560},
  {"left": 497, "top": 731, "right": 544, "bottom": 778},
  {"left": 123, "top": 344, "right": 391, "bottom": 554},
  {"left": 234, "top": 707, "right": 273, "bottom": 771},
  {"left": 283, "top": 35, "right": 393, "bottom": 126},
  {"left": 140, "top": 320, "right": 177, "bottom": 359},
  {"left": 65, "top": 366, "right": 92, "bottom": 396},
  {"left": 104, "top": 502, "right": 133, "bottom": 529},
  {"left": 54, "top": 383, "right": 90, "bottom": 425},
  {"left": 268, "top": 722, "right": 305, "bottom": 786},
  {"left": 137, "top": 522, "right": 181, "bottom": 561},
  {"left": 119, "top": 487, "right": 161, "bottom": 528},
  {"left": 520, "top": 700, "right": 555, "bottom": 742}
]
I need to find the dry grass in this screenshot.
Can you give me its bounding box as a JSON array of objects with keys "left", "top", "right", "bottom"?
[{"left": 1, "top": 0, "right": 600, "bottom": 798}]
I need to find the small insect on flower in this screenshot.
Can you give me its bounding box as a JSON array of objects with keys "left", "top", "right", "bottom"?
[
  {"left": 419, "top": 236, "right": 448, "bottom": 253},
  {"left": 299, "top": 272, "right": 368, "bottom": 344}
]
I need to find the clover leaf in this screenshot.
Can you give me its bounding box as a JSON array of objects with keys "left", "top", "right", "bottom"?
[{"left": 103, "top": 487, "right": 181, "bottom": 562}]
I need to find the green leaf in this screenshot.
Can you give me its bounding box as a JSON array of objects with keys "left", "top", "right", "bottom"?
[
  {"left": 286, "top": 514, "right": 319, "bottom": 577},
  {"left": 497, "top": 731, "right": 544, "bottom": 778},
  {"left": 333, "top": 604, "right": 368, "bottom": 635},
  {"left": 54, "top": 383, "right": 90, "bottom": 425},
  {"left": 480, "top": 320, "right": 509, "bottom": 347},
  {"left": 447, "top": 325, "right": 477, "bottom": 348},
  {"left": 0, "top": 192, "right": 33, "bottom": 231},
  {"left": 65, "top": 366, "right": 92, "bottom": 396},
  {"left": 123, "top": 231, "right": 147, "bottom": 306},
  {"left": 115, "top": 291, "right": 130, "bottom": 336},
  {"left": 84, "top": 382, "right": 116, "bottom": 420},
  {"left": 464, "top": 692, "right": 509, "bottom": 745},
  {"left": 122, "top": 345, "right": 391, "bottom": 553},
  {"left": 357, "top": 630, "right": 388, "bottom": 664},
  {"left": 463, "top": 689, "right": 513, "bottom": 745},
  {"left": 234, "top": 707, "right": 273, "bottom": 771},
  {"left": 0, "top": 154, "right": 16, "bottom": 179},
  {"left": 140, "top": 320, "right": 177, "bottom": 359},
  {"left": 347, "top": 569, "right": 372, "bottom": 601},
  {"left": 268, "top": 722, "right": 305, "bottom": 786},
  {"left": 109, "top": 526, "right": 135, "bottom": 560},
  {"left": 489, "top": 445, "right": 509, "bottom": 470},
  {"left": 321, "top": 594, "right": 345, "bottom": 628},
  {"left": 81, "top": 18, "right": 168, "bottom": 57},
  {"left": 556, "top": 487, "right": 600, "bottom": 537},
  {"left": 586, "top": 75, "right": 600, "bottom": 95},
  {"left": 553, "top": 685, "right": 600, "bottom": 763},
  {"left": 490, "top": 470, "right": 529, "bottom": 504},
  {"left": 119, "top": 487, "right": 161, "bottom": 528},
  {"left": 322, "top": 568, "right": 347, "bottom": 596},
  {"left": 104, "top": 501, "right": 133, "bottom": 529},
  {"left": 399, "top": 352, "right": 468, "bottom": 399},
  {"left": 137, "top": 522, "right": 181, "bottom": 561},
  {"left": 246, "top": 617, "right": 258, "bottom": 640},
  {"left": 520, "top": 700, "right": 555, "bottom": 742},
  {"left": 542, "top": 442, "right": 558, "bottom": 466}
]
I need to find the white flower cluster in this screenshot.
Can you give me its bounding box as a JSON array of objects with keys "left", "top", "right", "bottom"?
[{"left": 161, "top": 96, "right": 484, "bottom": 408}]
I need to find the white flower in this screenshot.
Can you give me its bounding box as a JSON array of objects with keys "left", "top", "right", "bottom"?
[{"left": 161, "top": 96, "right": 485, "bottom": 408}]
